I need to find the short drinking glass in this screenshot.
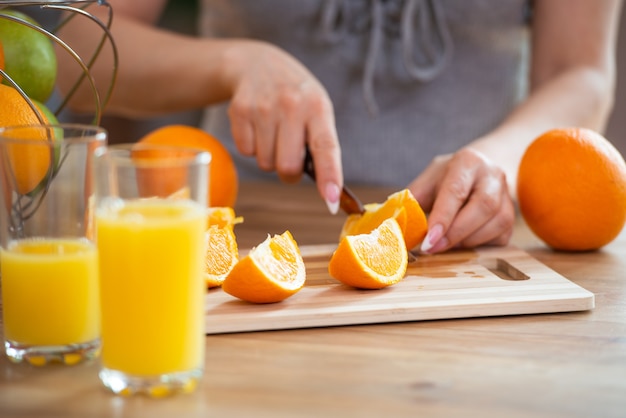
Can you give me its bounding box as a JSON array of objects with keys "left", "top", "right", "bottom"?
[{"left": 0, "top": 124, "right": 107, "bottom": 366}]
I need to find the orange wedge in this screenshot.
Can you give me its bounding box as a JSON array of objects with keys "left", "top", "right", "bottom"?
[
  {"left": 330, "top": 217, "right": 408, "bottom": 289},
  {"left": 204, "top": 224, "right": 239, "bottom": 288},
  {"left": 207, "top": 206, "right": 243, "bottom": 229},
  {"left": 204, "top": 207, "right": 243, "bottom": 288},
  {"left": 340, "top": 188, "right": 428, "bottom": 250},
  {"left": 222, "top": 230, "right": 305, "bottom": 303}
]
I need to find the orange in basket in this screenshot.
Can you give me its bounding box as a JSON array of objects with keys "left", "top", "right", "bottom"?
[{"left": 0, "top": 84, "right": 55, "bottom": 195}]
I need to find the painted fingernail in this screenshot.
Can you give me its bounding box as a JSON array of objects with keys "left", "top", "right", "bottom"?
[
  {"left": 426, "top": 236, "right": 450, "bottom": 254},
  {"left": 421, "top": 223, "right": 444, "bottom": 253},
  {"left": 325, "top": 182, "right": 340, "bottom": 215}
]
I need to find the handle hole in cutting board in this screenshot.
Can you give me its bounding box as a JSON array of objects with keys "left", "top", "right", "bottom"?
[{"left": 485, "top": 258, "right": 531, "bottom": 281}]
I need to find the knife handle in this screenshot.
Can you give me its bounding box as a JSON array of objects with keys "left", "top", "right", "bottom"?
[{"left": 303, "top": 145, "right": 365, "bottom": 215}]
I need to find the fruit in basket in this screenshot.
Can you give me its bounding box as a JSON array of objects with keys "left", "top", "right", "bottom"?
[
  {"left": 0, "top": 84, "right": 58, "bottom": 194},
  {"left": 340, "top": 188, "right": 428, "bottom": 250},
  {"left": 32, "top": 98, "right": 58, "bottom": 125},
  {"left": 517, "top": 127, "right": 626, "bottom": 251},
  {"left": 0, "top": 9, "right": 57, "bottom": 102},
  {"left": 138, "top": 125, "right": 239, "bottom": 207},
  {"left": 330, "top": 217, "right": 408, "bottom": 289},
  {"left": 23, "top": 99, "right": 62, "bottom": 197},
  {"left": 222, "top": 230, "right": 305, "bottom": 303}
]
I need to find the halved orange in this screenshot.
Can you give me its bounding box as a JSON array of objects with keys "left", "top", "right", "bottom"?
[
  {"left": 340, "top": 188, "right": 427, "bottom": 250},
  {"left": 222, "top": 230, "right": 305, "bottom": 303},
  {"left": 204, "top": 224, "right": 239, "bottom": 288},
  {"left": 330, "top": 217, "right": 408, "bottom": 289}
]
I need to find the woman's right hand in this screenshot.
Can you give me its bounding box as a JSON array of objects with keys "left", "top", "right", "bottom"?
[{"left": 226, "top": 41, "right": 344, "bottom": 213}]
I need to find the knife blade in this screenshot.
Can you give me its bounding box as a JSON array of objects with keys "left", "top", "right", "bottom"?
[{"left": 303, "top": 145, "right": 365, "bottom": 215}]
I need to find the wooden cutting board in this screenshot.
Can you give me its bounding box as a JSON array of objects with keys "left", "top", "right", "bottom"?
[{"left": 204, "top": 245, "right": 594, "bottom": 334}]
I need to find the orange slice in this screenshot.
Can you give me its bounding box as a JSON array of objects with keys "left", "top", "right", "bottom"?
[
  {"left": 204, "top": 224, "right": 239, "bottom": 288},
  {"left": 207, "top": 206, "right": 243, "bottom": 229},
  {"left": 222, "top": 230, "right": 305, "bottom": 303},
  {"left": 340, "top": 188, "right": 428, "bottom": 250},
  {"left": 330, "top": 217, "right": 408, "bottom": 289}
]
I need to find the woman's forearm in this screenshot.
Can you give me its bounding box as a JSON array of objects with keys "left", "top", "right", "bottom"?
[
  {"left": 469, "top": 0, "right": 621, "bottom": 197},
  {"left": 56, "top": 9, "right": 241, "bottom": 118},
  {"left": 470, "top": 64, "right": 615, "bottom": 196}
]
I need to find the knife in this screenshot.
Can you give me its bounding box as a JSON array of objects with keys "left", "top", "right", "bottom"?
[{"left": 303, "top": 145, "right": 365, "bottom": 215}]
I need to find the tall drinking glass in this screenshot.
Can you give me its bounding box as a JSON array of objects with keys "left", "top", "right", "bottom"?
[
  {"left": 0, "top": 124, "right": 107, "bottom": 365},
  {"left": 94, "top": 144, "right": 210, "bottom": 397}
]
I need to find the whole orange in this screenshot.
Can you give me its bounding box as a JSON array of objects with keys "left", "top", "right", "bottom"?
[
  {"left": 138, "top": 125, "right": 238, "bottom": 207},
  {"left": 130, "top": 145, "right": 199, "bottom": 199},
  {"left": 517, "top": 127, "right": 626, "bottom": 251},
  {"left": 0, "top": 84, "right": 54, "bottom": 194}
]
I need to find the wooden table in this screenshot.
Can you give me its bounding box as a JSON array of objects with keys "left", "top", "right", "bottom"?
[{"left": 1, "top": 181, "right": 625, "bottom": 418}]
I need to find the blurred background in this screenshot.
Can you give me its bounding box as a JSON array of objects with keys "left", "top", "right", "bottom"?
[{"left": 18, "top": 0, "right": 626, "bottom": 158}]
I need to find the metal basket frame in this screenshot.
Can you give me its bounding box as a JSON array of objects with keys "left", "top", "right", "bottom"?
[
  {"left": 0, "top": 0, "right": 118, "bottom": 125},
  {"left": 0, "top": 0, "right": 118, "bottom": 232}
]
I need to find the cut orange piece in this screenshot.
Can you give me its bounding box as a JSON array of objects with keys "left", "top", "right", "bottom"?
[
  {"left": 340, "top": 188, "right": 428, "bottom": 250},
  {"left": 207, "top": 206, "right": 243, "bottom": 229},
  {"left": 204, "top": 225, "right": 239, "bottom": 288},
  {"left": 330, "top": 217, "right": 408, "bottom": 289},
  {"left": 222, "top": 230, "right": 305, "bottom": 303},
  {"left": 204, "top": 207, "right": 243, "bottom": 288}
]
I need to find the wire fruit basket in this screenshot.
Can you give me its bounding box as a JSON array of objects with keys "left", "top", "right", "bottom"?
[
  {"left": 0, "top": 0, "right": 118, "bottom": 235},
  {"left": 0, "top": 0, "right": 118, "bottom": 124}
]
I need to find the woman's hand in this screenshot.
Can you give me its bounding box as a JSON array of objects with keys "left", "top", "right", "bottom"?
[
  {"left": 408, "top": 147, "right": 515, "bottom": 253},
  {"left": 226, "top": 42, "right": 343, "bottom": 213}
]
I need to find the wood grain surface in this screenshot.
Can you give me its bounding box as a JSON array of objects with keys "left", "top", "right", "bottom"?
[
  {"left": 1, "top": 182, "right": 624, "bottom": 418},
  {"left": 205, "top": 246, "right": 594, "bottom": 334}
]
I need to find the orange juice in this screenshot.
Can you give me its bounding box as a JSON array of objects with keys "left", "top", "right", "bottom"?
[
  {"left": 96, "top": 198, "right": 206, "bottom": 376},
  {"left": 1, "top": 239, "right": 100, "bottom": 346}
]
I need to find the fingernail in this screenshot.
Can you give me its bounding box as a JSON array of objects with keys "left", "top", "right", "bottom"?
[
  {"left": 325, "top": 182, "right": 340, "bottom": 215},
  {"left": 421, "top": 223, "right": 443, "bottom": 253},
  {"left": 426, "top": 236, "right": 449, "bottom": 254}
]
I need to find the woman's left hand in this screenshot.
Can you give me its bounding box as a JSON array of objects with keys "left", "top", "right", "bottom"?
[{"left": 408, "top": 147, "right": 516, "bottom": 253}]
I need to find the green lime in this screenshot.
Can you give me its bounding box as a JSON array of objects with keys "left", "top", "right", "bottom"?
[{"left": 0, "top": 9, "right": 57, "bottom": 102}]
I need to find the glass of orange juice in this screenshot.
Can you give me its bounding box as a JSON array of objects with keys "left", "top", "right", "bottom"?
[
  {"left": 94, "top": 144, "right": 210, "bottom": 397},
  {"left": 0, "top": 124, "right": 107, "bottom": 366}
]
